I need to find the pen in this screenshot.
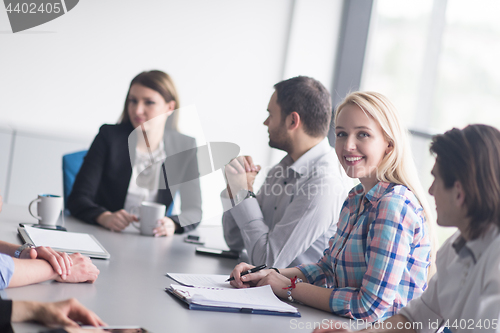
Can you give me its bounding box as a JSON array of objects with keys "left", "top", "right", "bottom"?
[{"left": 225, "top": 264, "right": 267, "bottom": 282}]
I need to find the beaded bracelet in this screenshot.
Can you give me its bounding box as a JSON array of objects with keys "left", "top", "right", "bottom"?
[{"left": 282, "top": 276, "right": 303, "bottom": 302}]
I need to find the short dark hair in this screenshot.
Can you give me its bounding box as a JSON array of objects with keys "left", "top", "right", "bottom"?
[
  {"left": 273, "top": 76, "right": 331, "bottom": 137},
  {"left": 430, "top": 124, "right": 500, "bottom": 239}
]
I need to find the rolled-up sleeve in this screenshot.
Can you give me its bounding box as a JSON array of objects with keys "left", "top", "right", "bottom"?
[
  {"left": 297, "top": 236, "right": 337, "bottom": 288},
  {"left": 0, "top": 254, "right": 15, "bottom": 290}
]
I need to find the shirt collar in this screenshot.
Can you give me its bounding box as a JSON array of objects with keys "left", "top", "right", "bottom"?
[
  {"left": 452, "top": 225, "right": 500, "bottom": 264},
  {"left": 364, "top": 182, "right": 394, "bottom": 206},
  {"left": 347, "top": 182, "right": 394, "bottom": 212},
  {"left": 287, "top": 137, "right": 332, "bottom": 178},
  {"left": 136, "top": 139, "right": 166, "bottom": 161}
]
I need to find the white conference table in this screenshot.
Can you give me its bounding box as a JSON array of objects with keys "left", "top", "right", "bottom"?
[{"left": 0, "top": 204, "right": 351, "bottom": 333}]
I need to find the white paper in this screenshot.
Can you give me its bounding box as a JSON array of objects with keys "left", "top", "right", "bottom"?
[
  {"left": 166, "top": 273, "right": 231, "bottom": 289},
  {"left": 24, "top": 226, "right": 104, "bottom": 253},
  {"left": 169, "top": 284, "right": 298, "bottom": 313}
]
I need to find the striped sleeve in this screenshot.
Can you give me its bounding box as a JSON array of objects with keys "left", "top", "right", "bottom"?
[{"left": 297, "top": 237, "right": 336, "bottom": 288}]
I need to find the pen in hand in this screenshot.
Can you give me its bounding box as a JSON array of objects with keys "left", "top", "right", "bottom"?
[{"left": 226, "top": 264, "right": 267, "bottom": 282}]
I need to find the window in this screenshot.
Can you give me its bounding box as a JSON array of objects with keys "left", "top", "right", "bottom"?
[{"left": 362, "top": 0, "right": 500, "bottom": 244}]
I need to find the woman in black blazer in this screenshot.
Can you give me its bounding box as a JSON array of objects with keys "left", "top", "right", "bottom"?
[{"left": 68, "top": 70, "right": 202, "bottom": 235}]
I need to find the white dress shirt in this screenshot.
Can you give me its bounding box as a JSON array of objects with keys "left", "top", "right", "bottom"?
[
  {"left": 399, "top": 226, "right": 500, "bottom": 333},
  {"left": 124, "top": 140, "right": 166, "bottom": 214},
  {"left": 221, "top": 138, "right": 352, "bottom": 268}
]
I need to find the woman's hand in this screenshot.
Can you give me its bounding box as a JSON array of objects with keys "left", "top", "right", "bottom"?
[
  {"left": 97, "top": 210, "right": 137, "bottom": 231},
  {"left": 255, "top": 271, "right": 292, "bottom": 298},
  {"left": 20, "top": 246, "right": 73, "bottom": 280},
  {"left": 153, "top": 216, "right": 176, "bottom": 237},
  {"left": 229, "top": 262, "right": 272, "bottom": 288}
]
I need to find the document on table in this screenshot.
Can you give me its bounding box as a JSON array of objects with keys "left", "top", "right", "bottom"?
[
  {"left": 18, "top": 226, "right": 110, "bottom": 259},
  {"left": 166, "top": 273, "right": 231, "bottom": 289},
  {"left": 166, "top": 284, "right": 300, "bottom": 317}
]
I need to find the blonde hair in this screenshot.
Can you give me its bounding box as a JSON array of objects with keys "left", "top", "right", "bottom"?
[{"left": 335, "top": 91, "right": 437, "bottom": 278}]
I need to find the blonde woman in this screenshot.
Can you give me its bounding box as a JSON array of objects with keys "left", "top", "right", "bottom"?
[{"left": 229, "top": 92, "right": 434, "bottom": 322}]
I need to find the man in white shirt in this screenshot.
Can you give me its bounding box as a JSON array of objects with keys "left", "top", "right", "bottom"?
[
  {"left": 221, "top": 76, "right": 351, "bottom": 268},
  {"left": 313, "top": 124, "right": 500, "bottom": 333}
]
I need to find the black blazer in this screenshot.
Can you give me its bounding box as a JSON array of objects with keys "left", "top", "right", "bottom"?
[{"left": 67, "top": 121, "right": 202, "bottom": 233}]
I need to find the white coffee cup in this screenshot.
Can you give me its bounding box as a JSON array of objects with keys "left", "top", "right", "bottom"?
[
  {"left": 29, "top": 194, "right": 64, "bottom": 226},
  {"left": 131, "top": 202, "right": 166, "bottom": 236}
]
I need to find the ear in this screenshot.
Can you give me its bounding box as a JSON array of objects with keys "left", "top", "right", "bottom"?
[
  {"left": 453, "top": 181, "right": 466, "bottom": 208},
  {"left": 287, "top": 112, "right": 301, "bottom": 131},
  {"left": 385, "top": 141, "right": 394, "bottom": 155},
  {"left": 165, "top": 100, "right": 176, "bottom": 116}
]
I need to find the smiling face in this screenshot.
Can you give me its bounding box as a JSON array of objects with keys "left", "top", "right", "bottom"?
[
  {"left": 335, "top": 103, "right": 392, "bottom": 191},
  {"left": 127, "top": 84, "right": 175, "bottom": 129}
]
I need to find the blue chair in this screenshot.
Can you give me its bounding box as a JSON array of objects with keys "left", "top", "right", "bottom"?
[
  {"left": 167, "top": 191, "right": 179, "bottom": 216},
  {"left": 62, "top": 150, "right": 88, "bottom": 213}
]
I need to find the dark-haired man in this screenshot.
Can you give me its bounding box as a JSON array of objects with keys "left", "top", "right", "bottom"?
[
  {"left": 221, "top": 76, "right": 351, "bottom": 268},
  {"left": 313, "top": 124, "right": 500, "bottom": 333}
]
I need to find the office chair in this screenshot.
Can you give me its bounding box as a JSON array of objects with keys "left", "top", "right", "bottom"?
[{"left": 62, "top": 150, "right": 88, "bottom": 214}]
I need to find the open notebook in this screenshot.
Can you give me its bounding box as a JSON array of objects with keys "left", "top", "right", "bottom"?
[
  {"left": 165, "top": 273, "right": 300, "bottom": 317},
  {"left": 166, "top": 284, "right": 300, "bottom": 317},
  {"left": 18, "top": 226, "right": 110, "bottom": 259},
  {"left": 166, "top": 273, "right": 231, "bottom": 289}
]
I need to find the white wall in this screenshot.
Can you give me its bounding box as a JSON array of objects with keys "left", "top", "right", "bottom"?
[
  {"left": 0, "top": 0, "right": 292, "bottom": 143},
  {"left": 0, "top": 0, "right": 342, "bottom": 223},
  {"left": 0, "top": 127, "right": 13, "bottom": 195},
  {"left": 0, "top": 0, "right": 292, "bottom": 208}
]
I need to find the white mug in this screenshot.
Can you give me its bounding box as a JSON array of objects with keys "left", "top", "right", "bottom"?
[
  {"left": 131, "top": 202, "right": 166, "bottom": 236},
  {"left": 29, "top": 194, "right": 63, "bottom": 226}
]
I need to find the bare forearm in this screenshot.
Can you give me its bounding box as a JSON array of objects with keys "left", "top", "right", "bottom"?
[
  {"left": 9, "top": 258, "right": 58, "bottom": 287},
  {"left": 96, "top": 211, "right": 111, "bottom": 226},
  {"left": 288, "top": 282, "right": 331, "bottom": 313},
  {"left": 0, "top": 240, "right": 19, "bottom": 257},
  {"left": 11, "top": 300, "right": 38, "bottom": 322},
  {"left": 278, "top": 267, "right": 306, "bottom": 280}
]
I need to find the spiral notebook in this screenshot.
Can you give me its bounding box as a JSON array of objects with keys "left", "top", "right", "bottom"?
[{"left": 166, "top": 283, "right": 300, "bottom": 317}]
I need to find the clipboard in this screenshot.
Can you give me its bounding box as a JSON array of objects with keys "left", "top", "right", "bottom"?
[
  {"left": 165, "top": 285, "right": 301, "bottom": 317},
  {"left": 18, "top": 226, "right": 110, "bottom": 259}
]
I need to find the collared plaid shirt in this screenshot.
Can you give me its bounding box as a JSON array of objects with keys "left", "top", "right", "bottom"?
[{"left": 297, "top": 182, "right": 430, "bottom": 322}]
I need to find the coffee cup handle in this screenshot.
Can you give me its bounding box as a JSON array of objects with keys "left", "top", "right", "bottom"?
[
  {"left": 28, "top": 198, "right": 42, "bottom": 220},
  {"left": 130, "top": 206, "right": 140, "bottom": 230}
]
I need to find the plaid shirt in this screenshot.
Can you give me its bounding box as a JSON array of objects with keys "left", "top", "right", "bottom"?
[{"left": 297, "top": 182, "right": 430, "bottom": 322}]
